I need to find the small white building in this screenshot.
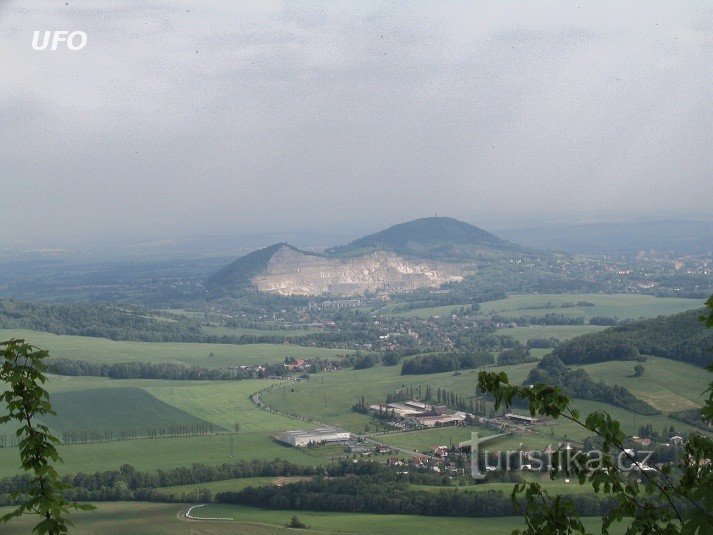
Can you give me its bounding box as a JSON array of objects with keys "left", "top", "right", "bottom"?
[{"left": 276, "top": 427, "right": 350, "bottom": 447}]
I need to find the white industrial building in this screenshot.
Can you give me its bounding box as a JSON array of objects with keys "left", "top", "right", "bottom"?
[{"left": 275, "top": 427, "right": 350, "bottom": 447}]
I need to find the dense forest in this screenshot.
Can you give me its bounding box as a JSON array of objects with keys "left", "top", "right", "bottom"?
[
  {"left": 401, "top": 351, "right": 494, "bottom": 375},
  {"left": 525, "top": 355, "right": 660, "bottom": 415},
  {"left": 551, "top": 309, "right": 712, "bottom": 366}
]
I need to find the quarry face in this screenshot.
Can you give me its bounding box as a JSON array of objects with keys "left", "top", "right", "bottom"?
[{"left": 252, "top": 245, "right": 468, "bottom": 296}]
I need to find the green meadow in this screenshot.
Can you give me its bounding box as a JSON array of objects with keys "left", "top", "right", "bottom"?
[
  {"left": 496, "top": 324, "right": 605, "bottom": 343},
  {"left": 382, "top": 293, "right": 700, "bottom": 322},
  {"left": 580, "top": 356, "right": 708, "bottom": 413},
  {"left": 479, "top": 293, "right": 700, "bottom": 321},
  {"left": 0, "top": 377, "right": 339, "bottom": 478},
  {"left": 202, "top": 325, "right": 325, "bottom": 337},
  {"left": 195, "top": 504, "right": 629, "bottom": 535},
  {"left": 0, "top": 328, "right": 351, "bottom": 368},
  {"left": 0, "top": 502, "right": 630, "bottom": 534},
  {"left": 44, "top": 386, "right": 219, "bottom": 433},
  {"left": 155, "top": 476, "right": 284, "bottom": 497}
]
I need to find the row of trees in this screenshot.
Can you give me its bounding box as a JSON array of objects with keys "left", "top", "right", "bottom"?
[
  {"left": 0, "top": 459, "right": 324, "bottom": 507},
  {"left": 401, "top": 352, "right": 494, "bottom": 375},
  {"left": 59, "top": 423, "right": 217, "bottom": 445},
  {"left": 46, "top": 358, "right": 289, "bottom": 380}
]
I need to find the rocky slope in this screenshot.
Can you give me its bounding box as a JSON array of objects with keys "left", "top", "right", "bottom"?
[{"left": 251, "top": 245, "right": 468, "bottom": 296}]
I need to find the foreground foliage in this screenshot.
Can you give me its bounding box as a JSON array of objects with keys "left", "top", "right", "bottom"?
[{"left": 0, "top": 340, "right": 92, "bottom": 534}]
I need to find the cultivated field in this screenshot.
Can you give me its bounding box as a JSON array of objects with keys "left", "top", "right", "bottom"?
[
  {"left": 195, "top": 504, "right": 629, "bottom": 534},
  {"left": 496, "top": 324, "right": 605, "bottom": 343},
  {"left": 381, "top": 293, "right": 701, "bottom": 322},
  {"left": 45, "top": 386, "right": 219, "bottom": 433},
  {"left": 0, "top": 502, "right": 630, "bottom": 534},
  {"left": 0, "top": 328, "right": 351, "bottom": 368},
  {"left": 479, "top": 293, "right": 701, "bottom": 321},
  {"left": 0, "top": 377, "right": 337, "bottom": 478}
]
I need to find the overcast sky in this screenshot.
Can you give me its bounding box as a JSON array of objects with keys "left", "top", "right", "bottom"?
[{"left": 1, "top": 0, "right": 711, "bottom": 247}]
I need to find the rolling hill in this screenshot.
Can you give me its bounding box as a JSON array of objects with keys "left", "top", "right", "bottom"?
[
  {"left": 325, "top": 217, "right": 520, "bottom": 259},
  {"left": 551, "top": 309, "right": 713, "bottom": 367}
]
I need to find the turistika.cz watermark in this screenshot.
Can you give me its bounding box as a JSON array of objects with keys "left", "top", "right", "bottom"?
[
  {"left": 466, "top": 432, "right": 654, "bottom": 480},
  {"left": 32, "top": 30, "right": 87, "bottom": 51}
]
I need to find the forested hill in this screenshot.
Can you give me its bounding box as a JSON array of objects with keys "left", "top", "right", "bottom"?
[
  {"left": 551, "top": 309, "right": 712, "bottom": 367},
  {"left": 325, "top": 217, "right": 526, "bottom": 260}
]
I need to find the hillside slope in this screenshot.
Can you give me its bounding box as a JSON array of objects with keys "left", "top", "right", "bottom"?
[
  {"left": 326, "top": 217, "right": 522, "bottom": 260},
  {"left": 552, "top": 309, "right": 712, "bottom": 367},
  {"left": 207, "top": 243, "right": 319, "bottom": 289}
]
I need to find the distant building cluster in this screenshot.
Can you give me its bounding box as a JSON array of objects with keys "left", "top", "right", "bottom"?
[{"left": 367, "top": 400, "right": 468, "bottom": 429}]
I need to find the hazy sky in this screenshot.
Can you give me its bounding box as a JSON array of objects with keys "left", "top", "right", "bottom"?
[{"left": 1, "top": 1, "right": 712, "bottom": 246}]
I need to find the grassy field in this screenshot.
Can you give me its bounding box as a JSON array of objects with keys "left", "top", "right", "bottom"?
[
  {"left": 377, "top": 426, "right": 552, "bottom": 452},
  {"left": 202, "top": 325, "right": 324, "bottom": 337},
  {"left": 497, "top": 324, "right": 605, "bottom": 343},
  {"left": 580, "top": 357, "right": 708, "bottom": 413},
  {"left": 411, "top": 474, "right": 596, "bottom": 496},
  {"left": 263, "top": 363, "right": 537, "bottom": 432},
  {"left": 0, "top": 376, "right": 342, "bottom": 478},
  {"left": 0, "top": 432, "right": 334, "bottom": 479},
  {"left": 155, "top": 476, "right": 286, "bottom": 497},
  {"left": 382, "top": 303, "right": 473, "bottom": 318},
  {"left": 380, "top": 293, "right": 701, "bottom": 321},
  {"left": 0, "top": 328, "right": 351, "bottom": 368},
  {"left": 44, "top": 386, "right": 219, "bottom": 434},
  {"left": 0, "top": 502, "right": 629, "bottom": 534},
  {"left": 196, "top": 504, "right": 628, "bottom": 534},
  {"left": 0, "top": 355, "right": 699, "bottom": 478},
  {"left": 0, "top": 503, "right": 261, "bottom": 535},
  {"left": 479, "top": 293, "right": 701, "bottom": 321}
]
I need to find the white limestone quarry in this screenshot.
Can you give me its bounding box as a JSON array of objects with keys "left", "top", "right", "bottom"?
[{"left": 252, "top": 245, "right": 470, "bottom": 296}]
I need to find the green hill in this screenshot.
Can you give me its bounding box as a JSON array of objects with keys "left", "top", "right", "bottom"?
[
  {"left": 326, "top": 217, "right": 523, "bottom": 260},
  {"left": 552, "top": 309, "right": 712, "bottom": 367}
]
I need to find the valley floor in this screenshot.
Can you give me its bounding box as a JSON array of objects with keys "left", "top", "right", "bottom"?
[{"left": 0, "top": 503, "right": 629, "bottom": 534}]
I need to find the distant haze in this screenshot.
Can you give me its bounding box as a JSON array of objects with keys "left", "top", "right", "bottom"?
[{"left": 1, "top": 1, "right": 712, "bottom": 247}]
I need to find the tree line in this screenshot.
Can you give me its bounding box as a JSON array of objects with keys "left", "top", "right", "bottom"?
[
  {"left": 216, "top": 472, "right": 615, "bottom": 518},
  {"left": 47, "top": 358, "right": 289, "bottom": 380},
  {"left": 401, "top": 351, "right": 494, "bottom": 375},
  {"left": 0, "top": 459, "right": 322, "bottom": 506}
]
